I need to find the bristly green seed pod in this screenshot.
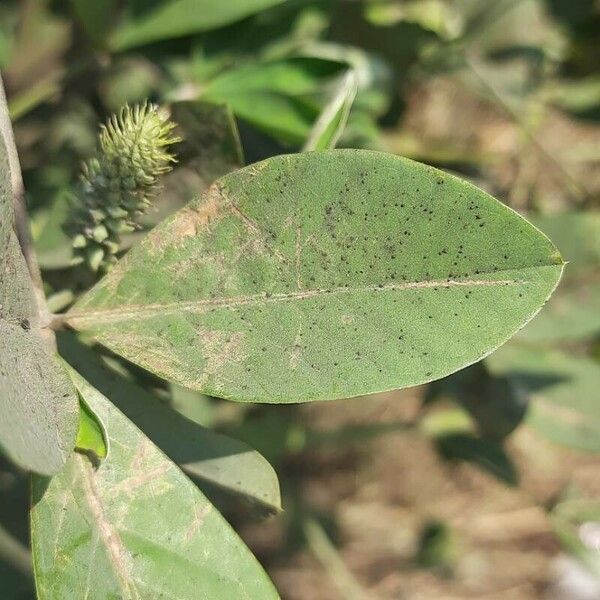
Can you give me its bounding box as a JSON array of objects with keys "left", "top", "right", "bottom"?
[{"left": 67, "top": 102, "right": 180, "bottom": 271}]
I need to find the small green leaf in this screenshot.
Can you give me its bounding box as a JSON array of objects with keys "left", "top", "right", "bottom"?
[
  {"left": 545, "top": 75, "right": 600, "bottom": 116},
  {"left": 67, "top": 150, "right": 563, "bottom": 403},
  {"left": 75, "top": 398, "right": 108, "bottom": 460},
  {"left": 302, "top": 516, "right": 370, "bottom": 600},
  {"left": 212, "top": 91, "right": 317, "bottom": 144},
  {"left": 111, "top": 0, "right": 288, "bottom": 50},
  {"left": 31, "top": 368, "right": 280, "bottom": 599},
  {"left": 304, "top": 70, "right": 358, "bottom": 151}
]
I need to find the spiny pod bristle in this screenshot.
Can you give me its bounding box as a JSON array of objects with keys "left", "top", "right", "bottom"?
[{"left": 67, "top": 102, "right": 180, "bottom": 272}]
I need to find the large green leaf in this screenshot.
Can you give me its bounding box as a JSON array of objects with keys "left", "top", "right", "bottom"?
[
  {"left": 0, "top": 143, "right": 12, "bottom": 252},
  {"left": 31, "top": 368, "right": 280, "bottom": 599},
  {"left": 487, "top": 345, "right": 600, "bottom": 453},
  {"left": 0, "top": 229, "right": 36, "bottom": 322},
  {"left": 58, "top": 332, "right": 281, "bottom": 511},
  {"left": 66, "top": 150, "right": 563, "bottom": 403},
  {"left": 111, "top": 0, "right": 288, "bottom": 50},
  {"left": 0, "top": 135, "right": 78, "bottom": 475}
]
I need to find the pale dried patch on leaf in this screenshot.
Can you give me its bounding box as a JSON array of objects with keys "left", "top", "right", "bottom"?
[
  {"left": 128, "top": 438, "right": 152, "bottom": 473},
  {"left": 245, "top": 161, "right": 269, "bottom": 177},
  {"left": 295, "top": 225, "right": 303, "bottom": 290},
  {"left": 184, "top": 504, "right": 213, "bottom": 543},
  {"left": 289, "top": 327, "right": 303, "bottom": 370},
  {"left": 101, "top": 267, "right": 126, "bottom": 297},
  {"left": 166, "top": 250, "right": 227, "bottom": 278},
  {"left": 78, "top": 454, "right": 139, "bottom": 599},
  {"left": 95, "top": 330, "right": 200, "bottom": 388},
  {"left": 196, "top": 329, "right": 245, "bottom": 387},
  {"left": 147, "top": 182, "right": 226, "bottom": 253},
  {"left": 112, "top": 463, "right": 172, "bottom": 497},
  {"left": 227, "top": 198, "right": 288, "bottom": 265},
  {"left": 229, "top": 237, "right": 272, "bottom": 265},
  {"left": 96, "top": 327, "right": 246, "bottom": 391},
  {"left": 197, "top": 328, "right": 222, "bottom": 347},
  {"left": 52, "top": 475, "right": 77, "bottom": 562}
]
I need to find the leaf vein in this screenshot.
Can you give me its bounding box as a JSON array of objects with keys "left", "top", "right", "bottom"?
[
  {"left": 68, "top": 278, "right": 524, "bottom": 326},
  {"left": 78, "top": 455, "right": 140, "bottom": 600}
]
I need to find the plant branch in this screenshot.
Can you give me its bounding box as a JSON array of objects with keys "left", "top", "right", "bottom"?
[{"left": 0, "top": 72, "right": 54, "bottom": 345}]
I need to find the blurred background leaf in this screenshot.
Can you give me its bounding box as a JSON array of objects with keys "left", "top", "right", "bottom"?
[
  {"left": 488, "top": 346, "right": 600, "bottom": 453},
  {"left": 111, "top": 0, "right": 289, "bottom": 50}
]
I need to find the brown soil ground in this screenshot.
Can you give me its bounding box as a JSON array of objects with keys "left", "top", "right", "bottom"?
[{"left": 238, "top": 389, "right": 600, "bottom": 599}]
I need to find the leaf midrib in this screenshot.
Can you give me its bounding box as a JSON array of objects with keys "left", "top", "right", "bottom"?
[
  {"left": 67, "top": 275, "right": 529, "bottom": 326},
  {"left": 77, "top": 455, "right": 141, "bottom": 600}
]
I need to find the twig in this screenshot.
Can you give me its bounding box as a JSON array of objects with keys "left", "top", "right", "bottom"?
[{"left": 0, "top": 72, "right": 54, "bottom": 346}]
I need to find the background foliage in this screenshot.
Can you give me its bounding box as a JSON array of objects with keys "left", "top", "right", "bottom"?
[{"left": 1, "top": 1, "right": 599, "bottom": 598}]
